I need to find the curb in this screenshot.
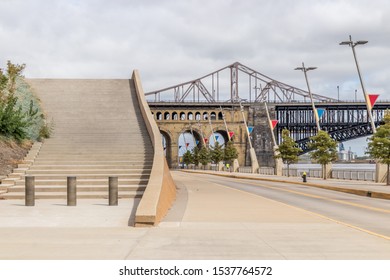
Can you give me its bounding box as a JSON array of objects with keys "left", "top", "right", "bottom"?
[{"left": 179, "top": 170, "right": 390, "bottom": 200}]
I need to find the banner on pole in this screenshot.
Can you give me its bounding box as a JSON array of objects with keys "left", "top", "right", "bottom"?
[
  {"left": 179, "top": 145, "right": 182, "bottom": 149},
  {"left": 367, "top": 94, "right": 379, "bottom": 110},
  {"left": 271, "top": 120, "right": 278, "bottom": 129},
  {"left": 228, "top": 131, "right": 234, "bottom": 138},
  {"left": 316, "top": 108, "right": 326, "bottom": 119},
  {"left": 248, "top": 126, "right": 254, "bottom": 134},
  {"left": 204, "top": 138, "right": 208, "bottom": 143},
  {"left": 196, "top": 140, "right": 199, "bottom": 145},
  {"left": 185, "top": 143, "right": 190, "bottom": 147},
  {"left": 215, "top": 135, "right": 219, "bottom": 141}
]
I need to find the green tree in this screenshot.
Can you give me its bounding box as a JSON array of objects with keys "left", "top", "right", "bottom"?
[
  {"left": 275, "top": 129, "right": 302, "bottom": 177},
  {"left": 6, "top": 61, "right": 25, "bottom": 96},
  {"left": 0, "top": 61, "right": 30, "bottom": 141},
  {"left": 182, "top": 150, "right": 193, "bottom": 168},
  {"left": 192, "top": 146, "right": 200, "bottom": 166},
  {"left": 198, "top": 146, "right": 211, "bottom": 169},
  {"left": 0, "top": 95, "right": 29, "bottom": 140},
  {"left": 366, "top": 111, "right": 390, "bottom": 185},
  {"left": 210, "top": 142, "right": 224, "bottom": 164},
  {"left": 308, "top": 130, "right": 338, "bottom": 179},
  {"left": 223, "top": 140, "right": 238, "bottom": 164},
  {"left": 0, "top": 68, "right": 8, "bottom": 98}
]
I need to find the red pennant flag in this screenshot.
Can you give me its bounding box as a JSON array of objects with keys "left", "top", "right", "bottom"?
[
  {"left": 185, "top": 143, "right": 190, "bottom": 147},
  {"left": 204, "top": 138, "right": 208, "bottom": 143},
  {"left": 228, "top": 131, "right": 234, "bottom": 138},
  {"left": 367, "top": 94, "right": 379, "bottom": 110},
  {"left": 271, "top": 120, "right": 278, "bottom": 129}
]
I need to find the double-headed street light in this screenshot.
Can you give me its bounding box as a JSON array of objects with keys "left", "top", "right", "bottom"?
[
  {"left": 295, "top": 62, "right": 321, "bottom": 131},
  {"left": 339, "top": 35, "right": 376, "bottom": 133}
]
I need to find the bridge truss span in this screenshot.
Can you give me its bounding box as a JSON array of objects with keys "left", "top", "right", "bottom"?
[
  {"left": 275, "top": 102, "right": 390, "bottom": 153},
  {"left": 146, "top": 62, "right": 337, "bottom": 103}
]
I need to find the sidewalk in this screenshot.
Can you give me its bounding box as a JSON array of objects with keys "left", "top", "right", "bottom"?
[
  {"left": 179, "top": 169, "right": 390, "bottom": 200},
  {"left": 0, "top": 171, "right": 389, "bottom": 259}
]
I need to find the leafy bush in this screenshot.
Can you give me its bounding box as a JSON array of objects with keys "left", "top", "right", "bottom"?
[
  {"left": 0, "top": 61, "right": 48, "bottom": 141},
  {"left": 0, "top": 95, "right": 29, "bottom": 140}
]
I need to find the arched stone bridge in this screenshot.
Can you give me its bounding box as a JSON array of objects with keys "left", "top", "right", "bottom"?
[{"left": 149, "top": 101, "right": 390, "bottom": 168}]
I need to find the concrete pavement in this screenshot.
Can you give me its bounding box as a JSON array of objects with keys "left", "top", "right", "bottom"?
[
  {"left": 0, "top": 171, "right": 389, "bottom": 259},
  {"left": 180, "top": 169, "right": 390, "bottom": 200}
]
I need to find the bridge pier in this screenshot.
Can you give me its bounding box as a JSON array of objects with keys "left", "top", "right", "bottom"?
[{"left": 250, "top": 104, "right": 279, "bottom": 171}]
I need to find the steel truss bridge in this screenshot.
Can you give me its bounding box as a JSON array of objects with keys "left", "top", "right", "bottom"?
[
  {"left": 146, "top": 62, "right": 390, "bottom": 153},
  {"left": 146, "top": 62, "right": 336, "bottom": 103},
  {"left": 275, "top": 102, "right": 389, "bottom": 153}
]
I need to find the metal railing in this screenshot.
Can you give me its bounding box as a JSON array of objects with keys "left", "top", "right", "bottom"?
[{"left": 177, "top": 164, "right": 376, "bottom": 182}]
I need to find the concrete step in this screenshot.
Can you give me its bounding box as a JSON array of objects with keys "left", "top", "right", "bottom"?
[
  {"left": 24, "top": 169, "right": 152, "bottom": 175},
  {"left": 18, "top": 79, "right": 153, "bottom": 200},
  {"left": 0, "top": 191, "right": 144, "bottom": 200},
  {"left": 31, "top": 160, "right": 153, "bottom": 165},
  {"left": 17, "top": 174, "right": 150, "bottom": 180},
  {"left": 33, "top": 153, "right": 154, "bottom": 157},
  {"left": 12, "top": 178, "right": 149, "bottom": 186},
  {"left": 27, "top": 164, "right": 153, "bottom": 170},
  {"left": 6, "top": 185, "right": 146, "bottom": 192}
]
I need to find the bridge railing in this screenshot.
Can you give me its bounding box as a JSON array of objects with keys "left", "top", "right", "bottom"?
[
  {"left": 331, "top": 169, "right": 375, "bottom": 181},
  {"left": 281, "top": 167, "right": 375, "bottom": 181}
]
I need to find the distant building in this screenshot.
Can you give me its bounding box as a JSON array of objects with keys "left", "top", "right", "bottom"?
[{"left": 338, "top": 143, "right": 356, "bottom": 161}]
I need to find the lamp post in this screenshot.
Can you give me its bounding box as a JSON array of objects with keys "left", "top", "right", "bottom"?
[
  {"left": 337, "top": 85, "right": 340, "bottom": 101},
  {"left": 295, "top": 62, "right": 321, "bottom": 131},
  {"left": 339, "top": 35, "right": 376, "bottom": 133}
]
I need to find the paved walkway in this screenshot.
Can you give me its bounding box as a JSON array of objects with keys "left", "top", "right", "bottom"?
[
  {"left": 180, "top": 169, "right": 390, "bottom": 199},
  {"left": 0, "top": 171, "right": 389, "bottom": 259}
]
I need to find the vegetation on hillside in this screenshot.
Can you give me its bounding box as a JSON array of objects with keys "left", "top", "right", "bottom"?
[
  {"left": 0, "top": 61, "right": 50, "bottom": 176},
  {"left": 0, "top": 61, "right": 51, "bottom": 141}
]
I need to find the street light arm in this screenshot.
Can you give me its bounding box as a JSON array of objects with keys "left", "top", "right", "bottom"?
[{"left": 356, "top": 40, "right": 368, "bottom": 45}]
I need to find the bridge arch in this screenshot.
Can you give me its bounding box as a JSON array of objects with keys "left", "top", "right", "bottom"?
[
  {"left": 209, "top": 128, "right": 229, "bottom": 147},
  {"left": 160, "top": 129, "right": 173, "bottom": 167}
]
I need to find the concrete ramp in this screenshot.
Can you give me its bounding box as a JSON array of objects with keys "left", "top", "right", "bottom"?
[{"left": 1, "top": 79, "right": 153, "bottom": 199}]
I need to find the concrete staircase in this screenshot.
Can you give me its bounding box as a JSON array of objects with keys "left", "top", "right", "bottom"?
[{"left": 0, "top": 79, "right": 153, "bottom": 200}]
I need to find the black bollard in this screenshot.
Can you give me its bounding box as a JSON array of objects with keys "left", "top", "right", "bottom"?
[
  {"left": 67, "top": 176, "right": 77, "bottom": 206},
  {"left": 109, "top": 176, "right": 118, "bottom": 206},
  {"left": 25, "top": 176, "right": 35, "bottom": 206}
]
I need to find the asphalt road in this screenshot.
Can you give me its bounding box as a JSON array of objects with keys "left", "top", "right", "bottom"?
[{"left": 191, "top": 173, "right": 390, "bottom": 240}]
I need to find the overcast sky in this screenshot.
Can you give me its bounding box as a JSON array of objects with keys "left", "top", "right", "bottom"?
[{"left": 1, "top": 0, "right": 389, "bottom": 154}]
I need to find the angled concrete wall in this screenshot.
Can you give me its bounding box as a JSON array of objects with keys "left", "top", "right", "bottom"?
[{"left": 132, "top": 70, "right": 176, "bottom": 227}]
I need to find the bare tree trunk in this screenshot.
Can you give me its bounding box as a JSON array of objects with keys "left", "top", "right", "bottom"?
[
  {"left": 287, "top": 164, "right": 290, "bottom": 177},
  {"left": 323, "top": 164, "right": 327, "bottom": 180}
]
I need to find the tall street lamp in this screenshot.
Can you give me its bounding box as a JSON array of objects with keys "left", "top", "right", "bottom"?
[
  {"left": 295, "top": 62, "right": 321, "bottom": 131},
  {"left": 337, "top": 85, "right": 340, "bottom": 101},
  {"left": 339, "top": 35, "right": 376, "bottom": 133}
]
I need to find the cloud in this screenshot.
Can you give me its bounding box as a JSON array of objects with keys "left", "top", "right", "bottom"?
[{"left": 0, "top": 0, "right": 389, "bottom": 101}]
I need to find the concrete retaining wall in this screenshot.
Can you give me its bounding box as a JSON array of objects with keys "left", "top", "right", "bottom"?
[{"left": 132, "top": 71, "right": 176, "bottom": 227}]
